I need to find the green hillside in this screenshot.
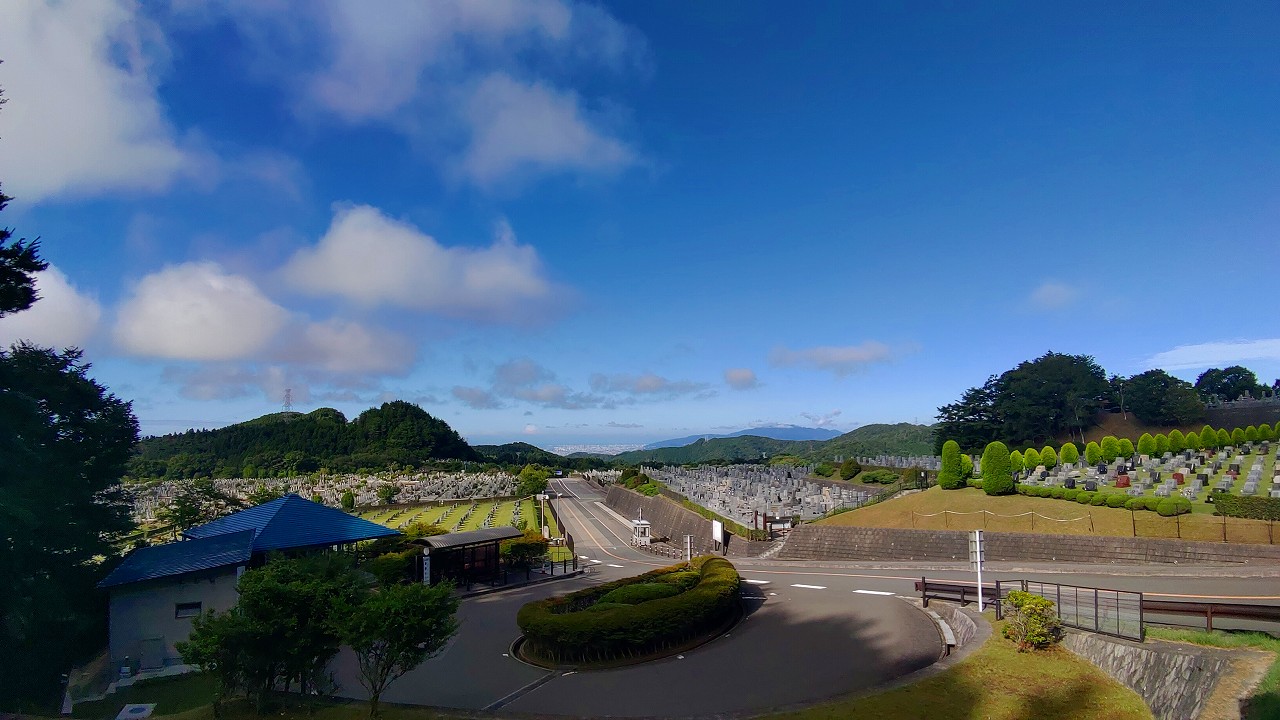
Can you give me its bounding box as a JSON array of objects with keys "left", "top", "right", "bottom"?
[
  {"left": 806, "top": 423, "right": 936, "bottom": 460},
  {"left": 132, "top": 401, "right": 480, "bottom": 479},
  {"left": 612, "top": 435, "right": 823, "bottom": 464}
]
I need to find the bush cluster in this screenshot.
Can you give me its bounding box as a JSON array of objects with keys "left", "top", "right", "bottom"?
[
  {"left": 517, "top": 556, "right": 740, "bottom": 664},
  {"left": 1012, "top": 485, "right": 1192, "bottom": 515},
  {"left": 1211, "top": 494, "right": 1280, "bottom": 521},
  {"left": 1002, "top": 590, "right": 1061, "bottom": 651},
  {"left": 859, "top": 469, "right": 900, "bottom": 485}
]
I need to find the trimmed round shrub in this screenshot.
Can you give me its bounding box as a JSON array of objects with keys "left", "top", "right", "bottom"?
[
  {"left": 1105, "top": 494, "right": 1127, "bottom": 508},
  {"left": 1155, "top": 433, "right": 1170, "bottom": 456},
  {"left": 1023, "top": 447, "right": 1042, "bottom": 470},
  {"left": 967, "top": 478, "right": 983, "bottom": 489},
  {"left": 1217, "top": 428, "right": 1231, "bottom": 446},
  {"left": 938, "top": 440, "right": 964, "bottom": 490},
  {"left": 1037, "top": 487, "right": 1053, "bottom": 497},
  {"left": 1084, "top": 441, "right": 1102, "bottom": 466},
  {"left": 598, "top": 582, "right": 681, "bottom": 605},
  {"left": 656, "top": 571, "right": 700, "bottom": 591},
  {"left": 1201, "top": 424, "right": 1218, "bottom": 450},
  {"left": 1124, "top": 498, "right": 1144, "bottom": 511},
  {"left": 1060, "top": 442, "right": 1079, "bottom": 466},
  {"left": 1101, "top": 436, "right": 1121, "bottom": 463},
  {"left": 1076, "top": 491, "right": 1094, "bottom": 504},
  {"left": 1090, "top": 493, "right": 1108, "bottom": 506},
  {"left": 1064, "top": 489, "right": 1080, "bottom": 501},
  {"left": 1051, "top": 488, "right": 1066, "bottom": 499},
  {"left": 1040, "top": 446, "right": 1058, "bottom": 469},
  {"left": 518, "top": 557, "right": 740, "bottom": 665},
  {"left": 587, "top": 602, "right": 631, "bottom": 612},
  {"left": 1118, "top": 438, "right": 1134, "bottom": 458},
  {"left": 1168, "top": 429, "right": 1186, "bottom": 453},
  {"left": 1186, "top": 431, "right": 1202, "bottom": 450},
  {"left": 1232, "top": 427, "right": 1247, "bottom": 446},
  {"left": 1143, "top": 497, "right": 1163, "bottom": 512},
  {"left": 1010, "top": 450, "right": 1025, "bottom": 478},
  {"left": 1259, "top": 424, "right": 1274, "bottom": 442},
  {"left": 1157, "top": 497, "right": 1192, "bottom": 517},
  {"left": 981, "top": 441, "right": 1014, "bottom": 496}
]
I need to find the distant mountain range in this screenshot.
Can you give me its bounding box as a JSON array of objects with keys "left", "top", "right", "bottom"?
[
  {"left": 610, "top": 423, "right": 936, "bottom": 465},
  {"left": 641, "top": 425, "right": 843, "bottom": 450}
]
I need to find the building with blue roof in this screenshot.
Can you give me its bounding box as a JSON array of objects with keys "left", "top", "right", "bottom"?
[{"left": 99, "top": 494, "right": 399, "bottom": 671}]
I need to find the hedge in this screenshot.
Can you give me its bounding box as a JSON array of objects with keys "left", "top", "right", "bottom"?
[
  {"left": 1212, "top": 494, "right": 1280, "bottom": 521},
  {"left": 517, "top": 556, "right": 740, "bottom": 664},
  {"left": 599, "top": 582, "right": 681, "bottom": 605}
]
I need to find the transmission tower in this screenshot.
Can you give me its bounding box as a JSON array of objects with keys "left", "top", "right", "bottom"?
[{"left": 283, "top": 388, "right": 293, "bottom": 414}]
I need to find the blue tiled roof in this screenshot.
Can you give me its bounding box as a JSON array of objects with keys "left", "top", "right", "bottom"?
[
  {"left": 98, "top": 530, "right": 254, "bottom": 588},
  {"left": 184, "top": 493, "right": 399, "bottom": 551}
]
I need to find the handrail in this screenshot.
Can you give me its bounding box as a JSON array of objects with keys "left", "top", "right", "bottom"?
[{"left": 1142, "top": 599, "right": 1280, "bottom": 631}]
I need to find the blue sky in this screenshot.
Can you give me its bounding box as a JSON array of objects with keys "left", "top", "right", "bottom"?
[{"left": 2, "top": 1, "right": 1278, "bottom": 449}]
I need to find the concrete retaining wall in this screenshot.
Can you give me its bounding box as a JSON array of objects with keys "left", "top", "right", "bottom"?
[
  {"left": 605, "top": 486, "right": 719, "bottom": 556},
  {"left": 934, "top": 604, "right": 978, "bottom": 647},
  {"left": 777, "top": 525, "right": 1280, "bottom": 564},
  {"left": 1063, "top": 632, "right": 1228, "bottom": 720}
]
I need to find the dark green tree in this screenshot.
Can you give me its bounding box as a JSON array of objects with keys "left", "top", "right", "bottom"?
[
  {"left": 1195, "top": 366, "right": 1263, "bottom": 402},
  {"left": 981, "top": 442, "right": 1014, "bottom": 495},
  {"left": 517, "top": 464, "right": 551, "bottom": 497},
  {"left": 1259, "top": 424, "right": 1274, "bottom": 442},
  {"left": 1168, "top": 429, "right": 1186, "bottom": 454},
  {"left": 1154, "top": 433, "right": 1170, "bottom": 457},
  {"left": 1118, "top": 438, "right": 1135, "bottom": 459},
  {"left": 1217, "top": 428, "right": 1231, "bottom": 447},
  {"left": 838, "top": 458, "right": 862, "bottom": 481},
  {"left": 341, "top": 582, "right": 459, "bottom": 719},
  {"left": 1201, "top": 424, "right": 1219, "bottom": 451},
  {"left": 1023, "top": 447, "right": 1042, "bottom": 471},
  {"left": 1100, "top": 436, "right": 1121, "bottom": 463},
  {"left": 158, "top": 478, "right": 244, "bottom": 532},
  {"left": 993, "top": 352, "right": 1108, "bottom": 446},
  {"left": 1245, "top": 425, "right": 1260, "bottom": 443},
  {"left": 938, "top": 440, "right": 964, "bottom": 489},
  {"left": 1185, "top": 430, "right": 1202, "bottom": 450},
  {"left": 934, "top": 378, "right": 1002, "bottom": 453},
  {"left": 1, "top": 345, "right": 139, "bottom": 708},
  {"left": 1123, "top": 369, "right": 1205, "bottom": 425},
  {"left": 1232, "top": 427, "right": 1246, "bottom": 446},
  {"left": 341, "top": 489, "right": 356, "bottom": 511}
]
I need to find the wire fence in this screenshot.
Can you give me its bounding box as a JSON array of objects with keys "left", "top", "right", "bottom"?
[
  {"left": 903, "top": 508, "right": 1277, "bottom": 544},
  {"left": 996, "top": 579, "right": 1144, "bottom": 641}
]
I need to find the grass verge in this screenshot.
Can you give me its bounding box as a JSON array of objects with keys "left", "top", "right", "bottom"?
[
  {"left": 767, "top": 614, "right": 1151, "bottom": 720},
  {"left": 1145, "top": 627, "right": 1280, "bottom": 720}
]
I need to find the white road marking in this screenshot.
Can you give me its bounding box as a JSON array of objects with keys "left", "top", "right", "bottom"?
[
  {"left": 791, "top": 584, "right": 827, "bottom": 590},
  {"left": 579, "top": 555, "right": 590, "bottom": 560},
  {"left": 607, "top": 564, "right": 624, "bottom": 568},
  {"left": 853, "top": 589, "right": 895, "bottom": 596},
  {"left": 745, "top": 579, "right": 771, "bottom": 585},
  {"left": 590, "top": 559, "right": 602, "bottom": 564}
]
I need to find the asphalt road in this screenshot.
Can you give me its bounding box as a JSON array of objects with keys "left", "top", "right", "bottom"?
[{"left": 328, "top": 476, "right": 1280, "bottom": 716}]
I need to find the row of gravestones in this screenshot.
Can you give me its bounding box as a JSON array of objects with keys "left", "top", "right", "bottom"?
[
  {"left": 1018, "top": 446, "right": 1278, "bottom": 501},
  {"left": 648, "top": 464, "right": 861, "bottom": 525}
]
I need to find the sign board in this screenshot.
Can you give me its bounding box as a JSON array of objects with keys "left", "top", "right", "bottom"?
[
  {"left": 535, "top": 494, "right": 548, "bottom": 501},
  {"left": 968, "top": 530, "right": 985, "bottom": 569},
  {"left": 711, "top": 520, "right": 724, "bottom": 544},
  {"left": 421, "top": 553, "right": 432, "bottom": 586}
]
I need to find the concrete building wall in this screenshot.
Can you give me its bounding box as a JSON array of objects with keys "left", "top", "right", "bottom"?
[{"left": 108, "top": 567, "right": 242, "bottom": 667}]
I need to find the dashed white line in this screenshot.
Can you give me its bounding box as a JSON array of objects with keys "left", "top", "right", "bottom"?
[
  {"left": 745, "top": 579, "right": 771, "bottom": 585},
  {"left": 853, "top": 589, "right": 895, "bottom": 596},
  {"left": 606, "top": 564, "right": 624, "bottom": 568},
  {"left": 791, "top": 584, "right": 827, "bottom": 590},
  {"left": 590, "top": 560, "right": 602, "bottom": 564}
]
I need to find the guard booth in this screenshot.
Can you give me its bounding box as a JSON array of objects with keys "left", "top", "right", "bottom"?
[
  {"left": 417, "top": 527, "right": 523, "bottom": 588},
  {"left": 631, "top": 514, "right": 652, "bottom": 547}
]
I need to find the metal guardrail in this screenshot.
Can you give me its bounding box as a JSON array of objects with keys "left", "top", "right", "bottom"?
[
  {"left": 1142, "top": 600, "right": 1280, "bottom": 632},
  {"left": 915, "top": 578, "right": 999, "bottom": 608}
]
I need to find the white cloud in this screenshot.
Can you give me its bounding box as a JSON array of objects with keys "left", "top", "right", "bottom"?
[
  {"left": 282, "top": 206, "right": 559, "bottom": 323},
  {"left": 0, "top": 266, "right": 101, "bottom": 348},
  {"left": 459, "top": 73, "right": 633, "bottom": 186},
  {"left": 1029, "top": 280, "right": 1079, "bottom": 311},
  {"left": 589, "top": 372, "right": 711, "bottom": 398},
  {"left": 283, "top": 319, "right": 416, "bottom": 375},
  {"left": 114, "top": 262, "right": 290, "bottom": 361},
  {"left": 1143, "top": 339, "right": 1280, "bottom": 372},
  {"left": 800, "top": 410, "right": 843, "bottom": 428},
  {"left": 452, "top": 386, "right": 503, "bottom": 409},
  {"left": 724, "top": 367, "right": 758, "bottom": 390},
  {"left": 769, "top": 342, "right": 896, "bottom": 376},
  {"left": 0, "top": 0, "right": 196, "bottom": 202},
  {"left": 523, "top": 423, "right": 538, "bottom": 435}
]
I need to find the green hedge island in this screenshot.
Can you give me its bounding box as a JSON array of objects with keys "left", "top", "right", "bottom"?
[{"left": 516, "top": 556, "right": 740, "bottom": 665}]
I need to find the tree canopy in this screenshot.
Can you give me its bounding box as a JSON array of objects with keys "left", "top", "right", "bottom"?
[{"left": 1195, "top": 366, "right": 1263, "bottom": 402}]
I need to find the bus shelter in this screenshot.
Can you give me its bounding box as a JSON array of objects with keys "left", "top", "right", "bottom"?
[{"left": 417, "top": 526, "right": 523, "bottom": 588}]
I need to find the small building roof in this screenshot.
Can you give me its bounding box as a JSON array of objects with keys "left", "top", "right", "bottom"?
[
  {"left": 422, "top": 526, "right": 524, "bottom": 551},
  {"left": 98, "top": 530, "right": 254, "bottom": 589},
  {"left": 184, "top": 493, "right": 399, "bottom": 551}
]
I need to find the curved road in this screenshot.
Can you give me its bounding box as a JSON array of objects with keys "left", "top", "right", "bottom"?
[{"left": 329, "top": 476, "right": 1280, "bottom": 717}]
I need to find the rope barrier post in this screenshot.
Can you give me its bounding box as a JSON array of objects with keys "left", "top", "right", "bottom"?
[
  {"left": 1131, "top": 509, "right": 1136, "bottom": 537},
  {"left": 1088, "top": 512, "right": 1094, "bottom": 532},
  {"left": 944, "top": 511, "right": 949, "bottom": 529}
]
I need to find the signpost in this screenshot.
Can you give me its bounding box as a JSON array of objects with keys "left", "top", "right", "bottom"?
[
  {"left": 536, "top": 493, "right": 549, "bottom": 539},
  {"left": 711, "top": 519, "right": 724, "bottom": 553},
  {"left": 684, "top": 534, "right": 693, "bottom": 563},
  {"left": 968, "top": 529, "right": 985, "bottom": 611}
]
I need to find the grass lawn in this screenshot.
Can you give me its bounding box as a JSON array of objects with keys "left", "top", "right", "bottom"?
[
  {"left": 821, "top": 485, "right": 1278, "bottom": 544},
  {"left": 1146, "top": 628, "right": 1280, "bottom": 720},
  {"left": 72, "top": 673, "right": 218, "bottom": 719},
  {"left": 767, "top": 614, "right": 1151, "bottom": 720}
]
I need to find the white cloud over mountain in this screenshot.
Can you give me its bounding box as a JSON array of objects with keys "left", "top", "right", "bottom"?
[{"left": 769, "top": 342, "right": 896, "bottom": 376}]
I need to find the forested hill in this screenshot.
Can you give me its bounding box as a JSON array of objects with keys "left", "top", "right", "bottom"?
[
  {"left": 132, "top": 401, "right": 480, "bottom": 479},
  {"left": 610, "top": 422, "right": 936, "bottom": 465},
  {"left": 613, "top": 436, "right": 823, "bottom": 464},
  {"left": 473, "top": 442, "right": 612, "bottom": 470},
  {"left": 811, "top": 423, "right": 936, "bottom": 459}
]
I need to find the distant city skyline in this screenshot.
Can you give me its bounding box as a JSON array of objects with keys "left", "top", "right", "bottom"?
[{"left": 2, "top": 2, "right": 1278, "bottom": 448}]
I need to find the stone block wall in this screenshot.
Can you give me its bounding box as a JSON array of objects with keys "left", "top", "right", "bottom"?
[
  {"left": 776, "top": 525, "right": 1280, "bottom": 564},
  {"left": 605, "top": 486, "right": 719, "bottom": 556},
  {"left": 1063, "top": 632, "right": 1228, "bottom": 720}
]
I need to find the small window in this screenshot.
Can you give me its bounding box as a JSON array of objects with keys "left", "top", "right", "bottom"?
[{"left": 175, "top": 602, "right": 202, "bottom": 619}]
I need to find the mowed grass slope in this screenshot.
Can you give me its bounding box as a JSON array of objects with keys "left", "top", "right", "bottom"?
[{"left": 820, "top": 486, "right": 1278, "bottom": 544}]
